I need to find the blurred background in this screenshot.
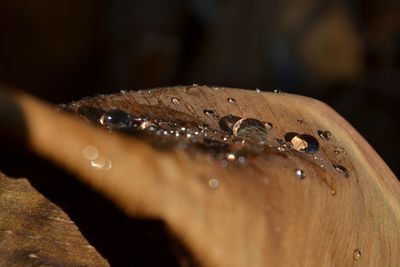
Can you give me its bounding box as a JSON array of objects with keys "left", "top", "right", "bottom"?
[{"left": 0, "top": 0, "right": 399, "bottom": 176}]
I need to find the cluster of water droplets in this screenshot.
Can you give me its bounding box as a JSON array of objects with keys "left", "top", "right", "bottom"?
[{"left": 72, "top": 91, "right": 350, "bottom": 190}]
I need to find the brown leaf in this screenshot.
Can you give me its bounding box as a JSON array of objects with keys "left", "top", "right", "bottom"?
[{"left": 5, "top": 86, "right": 400, "bottom": 266}]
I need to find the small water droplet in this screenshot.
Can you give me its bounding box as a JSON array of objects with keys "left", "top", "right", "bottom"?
[
  {"left": 331, "top": 189, "right": 337, "bottom": 195},
  {"left": 264, "top": 122, "right": 273, "bottom": 130},
  {"left": 100, "top": 109, "right": 132, "bottom": 129},
  {"left": 208, "top": 178, "right": 220, "bottom": 189},
  {"left": 171, "top": 97, "right": 181, "bottom": 105},
  {"left": 297, "top": 119, "right": 304, "bottom": 124},
  {"left": 318, "top": 130, "right": 332, "bottom": 141},
  {"left": 353, "top": 249, "right": 361, "bottom": 260},
  {"left": 203, "top": 109, "right": 219, "bottom": 119},
  {"left": 192, "top": 83, "right": 199, "bottom": 86},
  {"left": 295, "top": 169, "right": 305, "bottom": 179},
  {"left": 274, "top": 89, "right": 282, "bottom": 94},
  {"left": 28, "top": 253, "right": 38, "bottom": 259},
  {"left": 227, "top": 97, "right": 236, "bottom": 104},
  {"left": 219, "top": 114, "right": 242, "bottom": 134},
  {"left": 120, "top": 89, "right": 127, "bottom": 94},
  {"left": 333, "top": 164, "right": 349, "bottom": 177},
  {"left": 255, "top": 88, "right": 261, "bottom": 93},
  {"left": 82, "top": 145, "right": 99, "bottom": 160}
]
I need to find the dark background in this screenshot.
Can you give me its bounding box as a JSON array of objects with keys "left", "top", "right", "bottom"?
[{"left": 0, "top": 0, "right": 399, "bottom": 176}]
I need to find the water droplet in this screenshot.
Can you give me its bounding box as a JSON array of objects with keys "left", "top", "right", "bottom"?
[
  {"left": 318, "top": 130, "right": 332, "bottom": 141},
  {"left": 171, "top": 97, "right": 181, "bottom": 105},
  {"left": 82, "top": 145, "right": 99, "bottom": 160},
  {"left": 232, "top": 118, "right": 268, "bottom": 143},
  {"left": 274, "top": 89, "right": 282, "bottom": 94},
  {"left": 333, "top": 164, "right": 349, "bottom": 177},
  {"left": 295, "top": 169, "right": 305, "bottom": 179},
  {"left": 203, "top": 109, "right": 219, "bottom": 119},
  {"left": 100, "top": 109, "right": 132, "bottom": 129},
  {"left": 78, "top": 106, "right": 104, "bottom": 124},
  {"left": 120, "top": 89, "right": 127, "bottom": 94},
  {"left": 226, "top": 152, "right": 236, "bottom": 161},
  {"left": 264, "top": 122, "right": 273, "bottom": 130},
  {"left": 255, "top": 88, "right": 261, "bottom": 93},
  {"left": 353, "top": 249, "right": 361, "bottom": 260},
  {"left": 28, "top": 253, "right": 38, "bottom": 259},
  {"left": 227, "top": 98, "right": 236, "bottom": 104},
  {"left": 297, "top": 119, "right": 304, "bottom": 124},
  {"left": 219, "top": 114, "right": 242, "bottom": 134},
  {"left": 192, "top": 83, "right": 199, "bottom": 86},
  {"left": 208, "top": 178, "right": 220, "bottom": 189},
  {"left": 331, "top": 189, "right": 337, "bottom": 195},
  {"left": 285, "top": 133, "right": 319, "bottom": 154}
]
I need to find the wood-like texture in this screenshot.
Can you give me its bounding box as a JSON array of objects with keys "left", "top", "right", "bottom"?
[
  {"left": 4, "top": 86, "right": 400, "bottom": 266},
  {"left": 0, "top": 172, "right": 108, "bottom": 266}
]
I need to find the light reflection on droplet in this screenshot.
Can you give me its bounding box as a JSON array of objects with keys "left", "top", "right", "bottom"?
[
  {"left": 28, "top": 253, "right": 38, "bottom": 259},
  {"left": 295, "top": 169, "right": 305, "bottom": 179},
  {"left": 171, "top": 97, "right": 181, "bottom": 105},
  {"left": 227, "top": 98, "right": 236, "bottom": 104},
  {"left": 226, "top": 153, "right": 236, "bottom": 161}
]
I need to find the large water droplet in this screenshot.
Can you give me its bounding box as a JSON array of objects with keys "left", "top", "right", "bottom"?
[
  {"left": 318, "top": 130, "right": 332, "bottom": 141},
  {"left": 171, "top": 97, "right": 181, "bottom": 105},
  {"left": 295, "top": 169, "right": 305, "bottom": 179},
  {"left": 333, "top": 164, "right": 349, "bottom": 177},
  {"left": 353, "top": 249, "right": 361, "bottom": 260},
  {"left": 232, "top": 118, "right": 268, "bottom": 143},
  {"left": 227, "top": 98, "right": 236, "bottom": 104},
  {"left": 78, "top": 106, "right": 104, "bottom": 124},
  {"left": 208, "top": 178, "right": 220, "bottom": 189},
  {"left": 100, "top": 109, "right": 132, "bottom": 129},
  {"left": 218, "top": 114, "right": 242, "bottom": 134}
]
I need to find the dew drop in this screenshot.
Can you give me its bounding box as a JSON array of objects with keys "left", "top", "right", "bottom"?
[
  {"left": 295, "top": 169, "right": 305, "bottom": 179},
  {"left": 208, "top": 178, "right": 220, "bottom": 189},
  {"left": 274, "top": 89, "right": 282, "bottom": 94},
  {"left": 353, "top": 249, "right": 361, "bottom": 260},
  {"left": 227, "top": 97, "right": 236, "bottom": 104},
  {"left": 219, "top": 114, "right": 242, "bottom": 134},
  {"left": 100, "top": 109, "right": 132, "bottom": 129},
  {"left": 318, "top": 130, "right": 332, "bottom": 141},
  {"left": 120, "top": 89, "right": 127, "bottom": 94},
  {"left": 331, "top": 189, "right": 337, "bottom": 195},
  {"left": 232, "top": 118, "right": 268, "bottom": 143},
  {"left": 297, "top": 119, "right": 304, "bottom": 124},
  {"left": 333, "top": 164, "right": 349, "bottom": 177},
  {"left": 203, "top": 109, "right": 218, "bottom": 119},
  {"left": 171, "top": 97, "right": 181, "bottom": 105},
  {"left": 264, "top": 122, "right": 273, "bottom": 129},
  {"left": 255, "top": 88, "right": 261, "bottom": 93}
]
